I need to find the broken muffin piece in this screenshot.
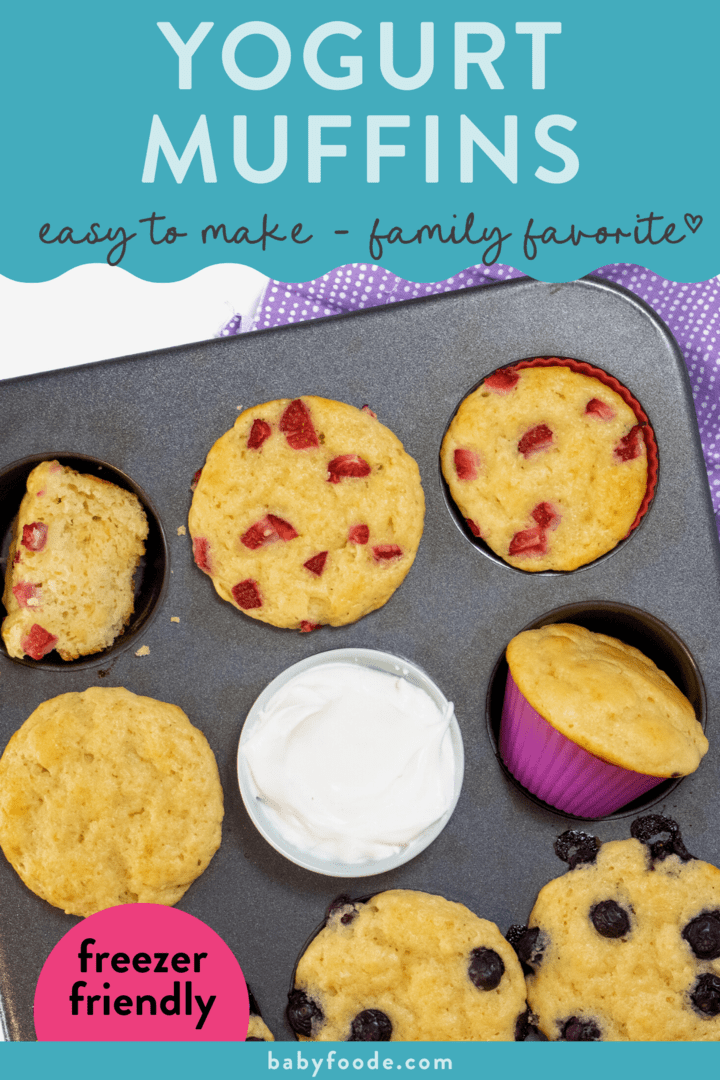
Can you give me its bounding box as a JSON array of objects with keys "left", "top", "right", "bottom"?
[{"left": 2, "top": 460, "right": 148, "bottom": 660}]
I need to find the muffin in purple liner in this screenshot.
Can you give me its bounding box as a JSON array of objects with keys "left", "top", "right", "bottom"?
[{"left": 500, "top": 624, "right": 707, "bottom": 818}]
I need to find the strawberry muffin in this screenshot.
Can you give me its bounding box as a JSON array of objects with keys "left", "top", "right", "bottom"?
[
  {"left": 441, "top": 363, "right": 651, "bottom": 571},
  {"left": 2, "top": 460, "right": 148, "bottom": 660},
  {"left": 188, "top": 397, "right": 424, "bottom": 631}
]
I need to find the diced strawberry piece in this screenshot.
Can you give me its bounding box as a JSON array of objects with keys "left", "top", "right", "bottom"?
[
  {"left": 484, "top": 369, "right": 520, "bottom": 393},
  {"left": 304, "top": 551, "right": 328, "bottom": 576},
  {"left": 12, "top": 582, "right": 41, "bottom": 608},
  {"left": 615, "top": 424, "right": 645, "bottom": 462},
  {"left": 241, "top": 514, "right": 299, "bottom": 550},
  {"left": 190, "top": 468, "right": 202, "bottom": 491},
  {"left": 372, "top": 544, "right": 403, "bottom": 562},
  {"left": 247, "top": 418, "right": 272, "bottom": 450},
  {"left": 585, "top": 398, "right": 615, "bottom": 420},
  {"left": 348, "top": 524, "right": 370, "bottom": 545},
  {"left": 21, "top": 522, "right": 48, "bottom": 551},
  {"left": 21, "top": 624, "right": 58, "bottom": 660},
  {"left": 241, "top": 522, "right": 269, "bottom": 550},
  {"left": 280, "top": 399, "right": 319, "bottom": 450},
  {"left": 13, "top": 551, "right": 21, "bottom": 566},
  {"left": 518, "top": 424, "right": 553, "bottom": 458},
  {"left": 327, "top": 455, "right": 371, "bottom": 483},
  {"left": 300, "top": 621, "right": 320, "bottom": 633},
  {"left": 454, "top": 448, "right": 481, "bottom": 481},
  {"left": 361, "top": 405, "right": 377, "bottom": 419},
  {"left": 508, "top": 527, "right": 547, "bottom": 558},
  {"left": 232, "top": 579, "right": 262, "bottom": 609},
  {"left": 193, "top": 537, "right": 211, "bottom": 572},
  {"left": 532, "top": 502, "right": 560, "bottom": 530},
  {"left": 268, "top": 515, "right": 298, "bottom": 542},
  {"left": 466, "top": 519, "right": 483, "bottom": 538}
]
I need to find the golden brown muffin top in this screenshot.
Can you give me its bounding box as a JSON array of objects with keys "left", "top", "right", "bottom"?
[
  {"left": 525, "top": 836, "right": 720, "bottom": 1040},
  {"left": 441, "top": 366, "right": 648, "bottom": 571},
  {"left": 291, "top": 889, "right": 526, "bottom": 1041},
  {"left": 0, "top": 686, "right": 223, "bottom": 916},
  {"left": 189, "top": 397, "right": 424, "bottom": 630},
  {"left": 506, "top": 623, "right": 707, "bottom": 776}
]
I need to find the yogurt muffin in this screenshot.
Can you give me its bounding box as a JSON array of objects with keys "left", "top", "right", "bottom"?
[
  {"left": 441, "top": 363, "right": 650, "bottom": 571},
  {"left": 0, "top": 686, "right": 223, "bottom": 916},
  {"left": 511, "top": 817, "right": 720, "bottom": 1040},
  {"left": 247, "top": 986, "right": 275, "bottom": 1041},
  {"left": 189, "top": 397, "right": 424, "bottom": 630},
  {"left": 288, "top": 890, "right": 527, "bottom": 1041},
  {"left": 500, "top": 623, "right": 707, "bottom": 816},
  {"left": 2, "top": 460, "right": 148, "bottom": 660}
]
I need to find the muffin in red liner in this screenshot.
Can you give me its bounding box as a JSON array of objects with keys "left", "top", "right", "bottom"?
[
  {"left": 499, "top": 624, "right": 707, "bottom": 818},
  {"left": 441, "top": 357, "right": 658, "bottom": 571}
]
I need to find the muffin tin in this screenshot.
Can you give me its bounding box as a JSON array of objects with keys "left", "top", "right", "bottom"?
[{"left": 1, "top": 275, "right": 719, "bottom": 1041}]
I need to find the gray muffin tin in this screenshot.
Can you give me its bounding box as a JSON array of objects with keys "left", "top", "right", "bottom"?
[{"left": 1, "top": 276, "right": 719, "bottom": 1041}]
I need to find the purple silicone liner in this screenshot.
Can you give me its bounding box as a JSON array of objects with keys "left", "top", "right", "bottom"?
[{"left": 499, "top": 671, "right": 663, "bottom": 818}]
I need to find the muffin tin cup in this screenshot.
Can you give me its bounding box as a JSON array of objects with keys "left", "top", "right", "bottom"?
[
  {"left": 486, "top": 600, "right": 707, "bottom": 821},
  {"left": 237, "top": 648, "right": 464, "bottom": 878},
  {"left": 499, "top": 670, "right": 664, "bottom": 817},
  {"left": 0, "top": 452, "right": 168, "bottom": 669}
]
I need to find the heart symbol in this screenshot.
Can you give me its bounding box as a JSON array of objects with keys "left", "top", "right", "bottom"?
[{"left": 684, "top": 214, "right": 703, "bottom": 234}]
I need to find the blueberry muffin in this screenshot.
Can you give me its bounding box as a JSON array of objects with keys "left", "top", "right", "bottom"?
[
  {"left": 441, "top": 363, "right": 650, "bottom": 571},
  {"left": 2, "top": 460, "right": 148, "bottom": 660},
  {"left": 188, "top": 398, "right": 424, "bottom": 630},
  {"left": 288, "top": 890, "right": 527, "bottom": 1041},
  {"left": 0, "top": 686, "right": 223, "bottom": 916},
  {"left": 247, "top": 986, "right": 275, "bottom": 1041},
  {"left": 510, "top": 817, "right": 720, "bottom": 1040}
]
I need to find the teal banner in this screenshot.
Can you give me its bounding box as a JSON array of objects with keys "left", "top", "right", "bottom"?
[
  {"left": 1, "top": 0, "right": 716, "bottom": 282},
  {"left": 2, "top": 1041, "right": 719, "bottom": 1078}
]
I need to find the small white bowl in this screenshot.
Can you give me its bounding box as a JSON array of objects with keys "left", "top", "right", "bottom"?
[{"left": 237, "top": 647, "right": 464, "bottom": 877}]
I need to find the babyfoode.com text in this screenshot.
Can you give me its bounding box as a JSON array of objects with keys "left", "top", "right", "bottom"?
[{"left": 267, "top": 1051, "right": 451, "bottom": 1075}]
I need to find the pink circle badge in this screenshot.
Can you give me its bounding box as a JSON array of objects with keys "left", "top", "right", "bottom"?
[{"left": 34, "top": 904, "right": 249, "bottom": 1041}]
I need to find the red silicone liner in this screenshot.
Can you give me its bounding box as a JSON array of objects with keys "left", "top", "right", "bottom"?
[{"left": 504, "top": 357, "right": 658, "bottom": 535}]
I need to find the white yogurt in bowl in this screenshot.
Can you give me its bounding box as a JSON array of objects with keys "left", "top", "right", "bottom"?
[{"left": 237, "top": 648, "right": 464, "bottom": 876}]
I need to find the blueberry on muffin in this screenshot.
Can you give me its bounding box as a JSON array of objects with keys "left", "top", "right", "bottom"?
[
  {"left": 510, "top": 817, "right": 720, "bottom": 1040},
  {"left": 288, "top": 890, "right": 526, "bottom": 1041}
]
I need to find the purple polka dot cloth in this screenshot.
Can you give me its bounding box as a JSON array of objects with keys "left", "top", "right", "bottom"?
[{"left": 229, "top": 263, "right": 720, "bottom": 532}]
